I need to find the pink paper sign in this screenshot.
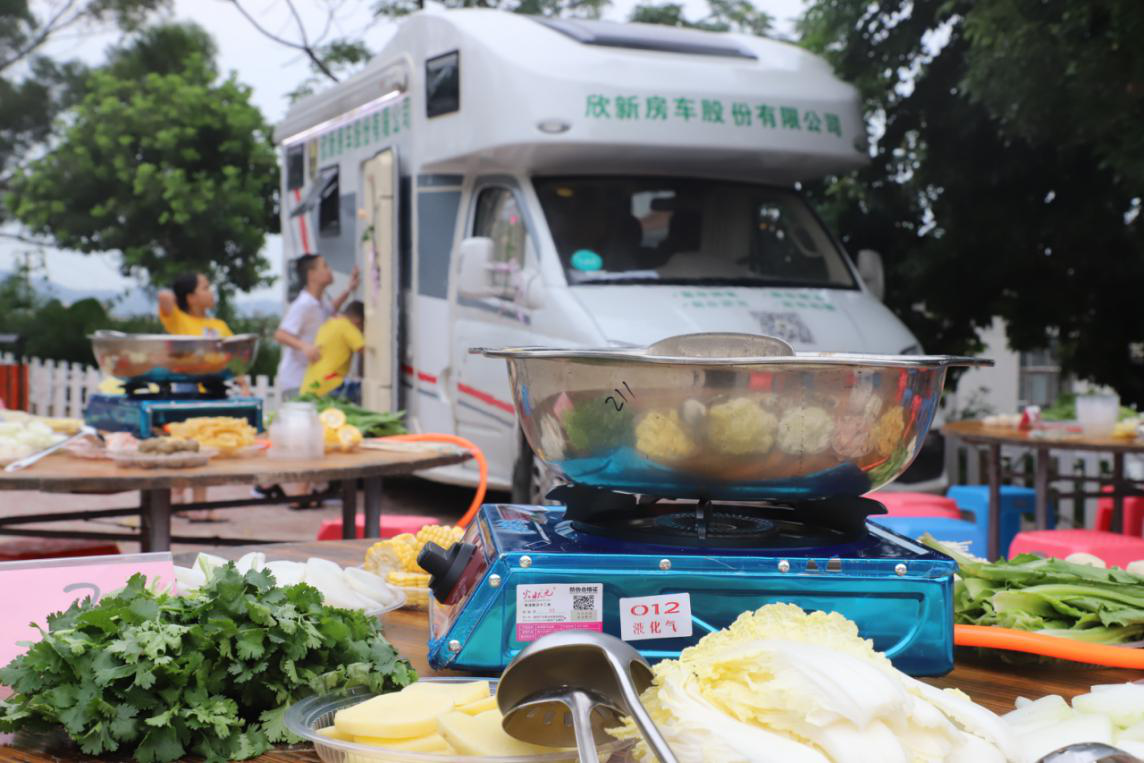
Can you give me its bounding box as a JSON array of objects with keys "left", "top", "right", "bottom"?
[{"left": 0, "top": 552, "right": 175, "bottom": 677}]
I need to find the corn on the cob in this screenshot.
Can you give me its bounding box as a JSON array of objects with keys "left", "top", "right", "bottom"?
[
  {"left": 364, "top": 525, "right": 465, "bottom": 574},
  {"left": 415, "top": 523, "right": 465, "bottom": 549},
  {"left": 363, "top": 524, "right": 466, "bottom": 609},
  {"left": 386, "top": 570, "right": 431, "bottom": 587},
  {"left": 385, "top": 570, "right": 431, "bottom": 609}
]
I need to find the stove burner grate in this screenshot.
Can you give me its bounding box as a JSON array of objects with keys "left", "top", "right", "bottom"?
[{"left": 551, "top": 485, "right": 887, "bottom": 549}]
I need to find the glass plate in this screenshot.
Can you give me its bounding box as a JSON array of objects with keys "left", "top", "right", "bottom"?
[{"left": 284, "top": 679, "right": 634, "bottom": 763}]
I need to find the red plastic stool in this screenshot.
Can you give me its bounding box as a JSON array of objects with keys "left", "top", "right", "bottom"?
[
  {"left": 1094, "top": 487, "right": 1144, "bottom": 536},
  {"left": 1008, "top": 529, "right": 1144, "bottom": 568},
  {"left": 867, "top": 492, "right": 962, "bottom": 519},
  {"left": 316, "top": 514, "right": 440, "bottom": 541}
]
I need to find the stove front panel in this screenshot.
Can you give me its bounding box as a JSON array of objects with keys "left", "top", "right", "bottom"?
[{"left": 427, "top": 504, "right": 956, "bottom": 676}]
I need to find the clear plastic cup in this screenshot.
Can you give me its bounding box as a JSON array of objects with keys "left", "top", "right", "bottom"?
[{"left": 1076, "top": 393, "right": 1120, "bottom": 437}]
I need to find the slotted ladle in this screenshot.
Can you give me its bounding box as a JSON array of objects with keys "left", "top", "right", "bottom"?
[{"left": 497, "top": 630, "right": 678, "bottom": 763}]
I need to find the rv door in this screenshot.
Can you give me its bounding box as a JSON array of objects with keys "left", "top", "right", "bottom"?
[
  {"left": 448, "top": 183, "right": 540, "bottom": 484},
  {"left": 360, "top": 149, "right": 399, "bottom": 411}
]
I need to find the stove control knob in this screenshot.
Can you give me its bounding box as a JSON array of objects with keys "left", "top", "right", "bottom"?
[{"left": 418, "top": 541, "right": 476, "bottom": 603}]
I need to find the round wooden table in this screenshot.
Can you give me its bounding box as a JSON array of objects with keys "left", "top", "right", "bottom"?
[
  {"left": 944, "top": 420, "right": 1144, "bottom": 558},
  {"left": 0, "top": 448, "right": 469, "bottom": 552}
]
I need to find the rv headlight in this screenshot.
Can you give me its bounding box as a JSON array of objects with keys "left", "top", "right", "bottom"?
[{"left": 900, "top": 343, "right": 923, "bottom": 355}]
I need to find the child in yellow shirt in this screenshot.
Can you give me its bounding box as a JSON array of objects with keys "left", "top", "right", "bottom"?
[{"left": 302, "top": 301, "right": 365, "bottom": 402}]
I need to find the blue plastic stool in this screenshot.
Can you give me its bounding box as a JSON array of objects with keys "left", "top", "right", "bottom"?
[
  {"left": 946, "top": 485, "right": 1055, "bottom": 559},
  {"left": 869, "top": 515, "right": 989, "bottom": 557}
]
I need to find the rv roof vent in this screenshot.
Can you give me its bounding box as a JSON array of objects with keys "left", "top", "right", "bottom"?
[{"left": 531, "top": 17, "right": 758, "bottom": 60}]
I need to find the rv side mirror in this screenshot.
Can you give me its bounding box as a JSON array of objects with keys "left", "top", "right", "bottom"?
[
  {"left": 457, "top": 237, "right": 495, "bottom": 298},
  {"left": 856, "top": 249, "right": 885, "bottom": 301}
]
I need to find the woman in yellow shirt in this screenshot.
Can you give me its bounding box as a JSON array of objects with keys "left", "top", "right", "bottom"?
[
  {"left": 156, "top": 272, "right": 233, "bottom": 522},
  {"left": 158, "top": 272, "right": 233, "bottom": 337}
]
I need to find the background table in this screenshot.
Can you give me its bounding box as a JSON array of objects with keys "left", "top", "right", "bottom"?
[
  {"left": 4, "top": 538, "right": 1139, "bottom": 761},
  {"left": 0, "top": 449, "right": 468, "bottom": 552},
  {"left": 944, "top": 420, "right": 1144, "bottom": 558}
]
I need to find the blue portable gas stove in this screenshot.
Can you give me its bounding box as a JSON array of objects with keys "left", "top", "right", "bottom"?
[
  {"left": 85, "top": 375, "right": 262, "bottom": 438},
  {"left": 422, "top": 485, "right": 956, "bottom": 677}
]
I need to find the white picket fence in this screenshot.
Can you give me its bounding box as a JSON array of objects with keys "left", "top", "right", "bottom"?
[{"left": 0, "top": 353, "right": 285, "bottom": 417}]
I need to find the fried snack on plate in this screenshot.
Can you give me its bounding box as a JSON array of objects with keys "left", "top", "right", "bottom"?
[{"left": 167, "top": 416, "right": 257, "bottom": 456}]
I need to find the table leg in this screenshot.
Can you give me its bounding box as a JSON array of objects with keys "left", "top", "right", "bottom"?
[
  {"left": 140, "top": 489, "right": 172, "bottom": 553},
  {"left": 1113, "top": 452, "right": 1126, "bottom": 534},
  {"left": 363, "top": 477, "right": 383, "bottom": 539},
  {"left": 1034, "top": 447, "right": 1051, "bottom": 530},
  {"left": 987, "top": 442, "right": 1002, "bottom": 560},
  {"left": 341, "top": 480, "right": 359, "bottom": 540}
]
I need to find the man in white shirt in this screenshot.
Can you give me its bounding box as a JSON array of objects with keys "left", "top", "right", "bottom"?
[{"left": 275, "top": 254, "right": 359, "bottom": 398}]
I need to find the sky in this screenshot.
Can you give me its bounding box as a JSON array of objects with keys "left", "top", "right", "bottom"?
[{"left": 1, "top": 0, "right": 808, "bottom": 309}]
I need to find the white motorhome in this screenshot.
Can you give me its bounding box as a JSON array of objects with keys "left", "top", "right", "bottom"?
[{"left": 273, "top": 9, "right": 924, "bottom": 501}]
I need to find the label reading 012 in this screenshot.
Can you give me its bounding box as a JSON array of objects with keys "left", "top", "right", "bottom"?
[{"left": 619, "top": 592, "right": 693, "bottom": 642}]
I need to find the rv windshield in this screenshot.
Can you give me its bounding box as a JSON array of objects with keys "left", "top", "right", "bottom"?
[{"left": 534, "top": 177, "right": 857, "bottom": 288}]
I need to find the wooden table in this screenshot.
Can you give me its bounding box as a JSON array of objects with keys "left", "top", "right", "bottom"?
[
  {"left": 944, "top": 420, "right": 1144, "bottom": 558},
  {"left": 4, "top": 539, "right": 1141, "bottom": 761},
  {"left": 0, "top": 449, "right": 468, "bottom": 552}
]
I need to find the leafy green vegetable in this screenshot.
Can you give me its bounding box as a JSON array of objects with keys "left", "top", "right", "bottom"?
[
  {"left": 290, "top": 388, "right": 407, "bottom": 437},
  {"left": 562, "top": 399, "right": 633, "bottom": 455},
  {"left": 0, "top": 565, "right": 416, "bottom": 762},
  {"left": 923, "top": 534, "right": 1144, "bottom": 644}
]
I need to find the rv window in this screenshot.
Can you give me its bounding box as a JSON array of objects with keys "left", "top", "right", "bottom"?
[
  {"left": 319, "top": 166, "right": 340, "bottom": 235},
  {"left": 426, "top": 51, "right": 460, "bottom": 118},
  {"left": 473, "top": 187, "right": 528, "bottom": 300},
  {"left": 286, "top": 145, "right": 305, "bottom": 191},
  {"left": 535, "top": 177, "right": 857, "bottom": 289}
]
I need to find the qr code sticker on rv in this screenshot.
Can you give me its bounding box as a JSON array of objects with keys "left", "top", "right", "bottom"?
[
  {"left": 750, "top": 311, "right": 815, "bottom": 344},
  {"left": 571, "top": 594, "right": 597, "bottom": 620}
]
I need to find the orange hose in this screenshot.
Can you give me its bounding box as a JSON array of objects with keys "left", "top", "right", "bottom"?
[
  {"left": 954, "top": 624, "right": 1144, "bottom": 669},
  {"left": 377, "top": 434, "right": 487, "bottom": 528}
]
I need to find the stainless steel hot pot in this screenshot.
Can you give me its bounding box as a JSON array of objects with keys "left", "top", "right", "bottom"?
[{"left": 478, "top": 333, "right": 991, "bottom": 501}]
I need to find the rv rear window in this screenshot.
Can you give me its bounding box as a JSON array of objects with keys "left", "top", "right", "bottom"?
[
  {"left": 426, "top": 51, "right": 460, "bottom": 118},
  {"left": 286, "top": 144, "right": 304, "bottom": 191},
  {"left": 319, "top": 166, "right": 339, "bottom": 235}
]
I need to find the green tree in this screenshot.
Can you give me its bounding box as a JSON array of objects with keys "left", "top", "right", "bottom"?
[
  {"left": 961, "top": 1, "right": 1144, "bottom": 187},
  {"left": 7, "top": 22, "right": 280, "bottom": 298},
  {"left": 0, "top": 0, "right": 168, "bottom": 225},
  {"left": 225, "top": 0, "right": 374, "bottom": 102},
  {"left": 799, "top": 0, "right": 1144, "bottom": 404}
]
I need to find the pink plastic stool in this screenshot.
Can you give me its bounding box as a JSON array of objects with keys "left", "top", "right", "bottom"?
[
  {"left": 1094, "top": 486, "right": 1144, "bottom": 536},
  {"left": 867, "top": 492, "right": 962, "bottom": 519},
  {"left": 1008, "top": 529, "right": 1144, "bottom": 568},
  {"left": 316, "top": 514, "right": 439, "bottom": 541}
]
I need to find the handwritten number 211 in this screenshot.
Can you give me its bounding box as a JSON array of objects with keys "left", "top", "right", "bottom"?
[{"left": 605, "top": 382, "right": 635, "bottom": 412}]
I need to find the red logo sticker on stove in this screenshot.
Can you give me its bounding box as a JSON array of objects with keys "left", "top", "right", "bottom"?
[
  {"left": 619, "top": 593, "right": 693, "bottom": 641},
  {"left": 515, "top": 583, "right": 603, "bottom": 642}
]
